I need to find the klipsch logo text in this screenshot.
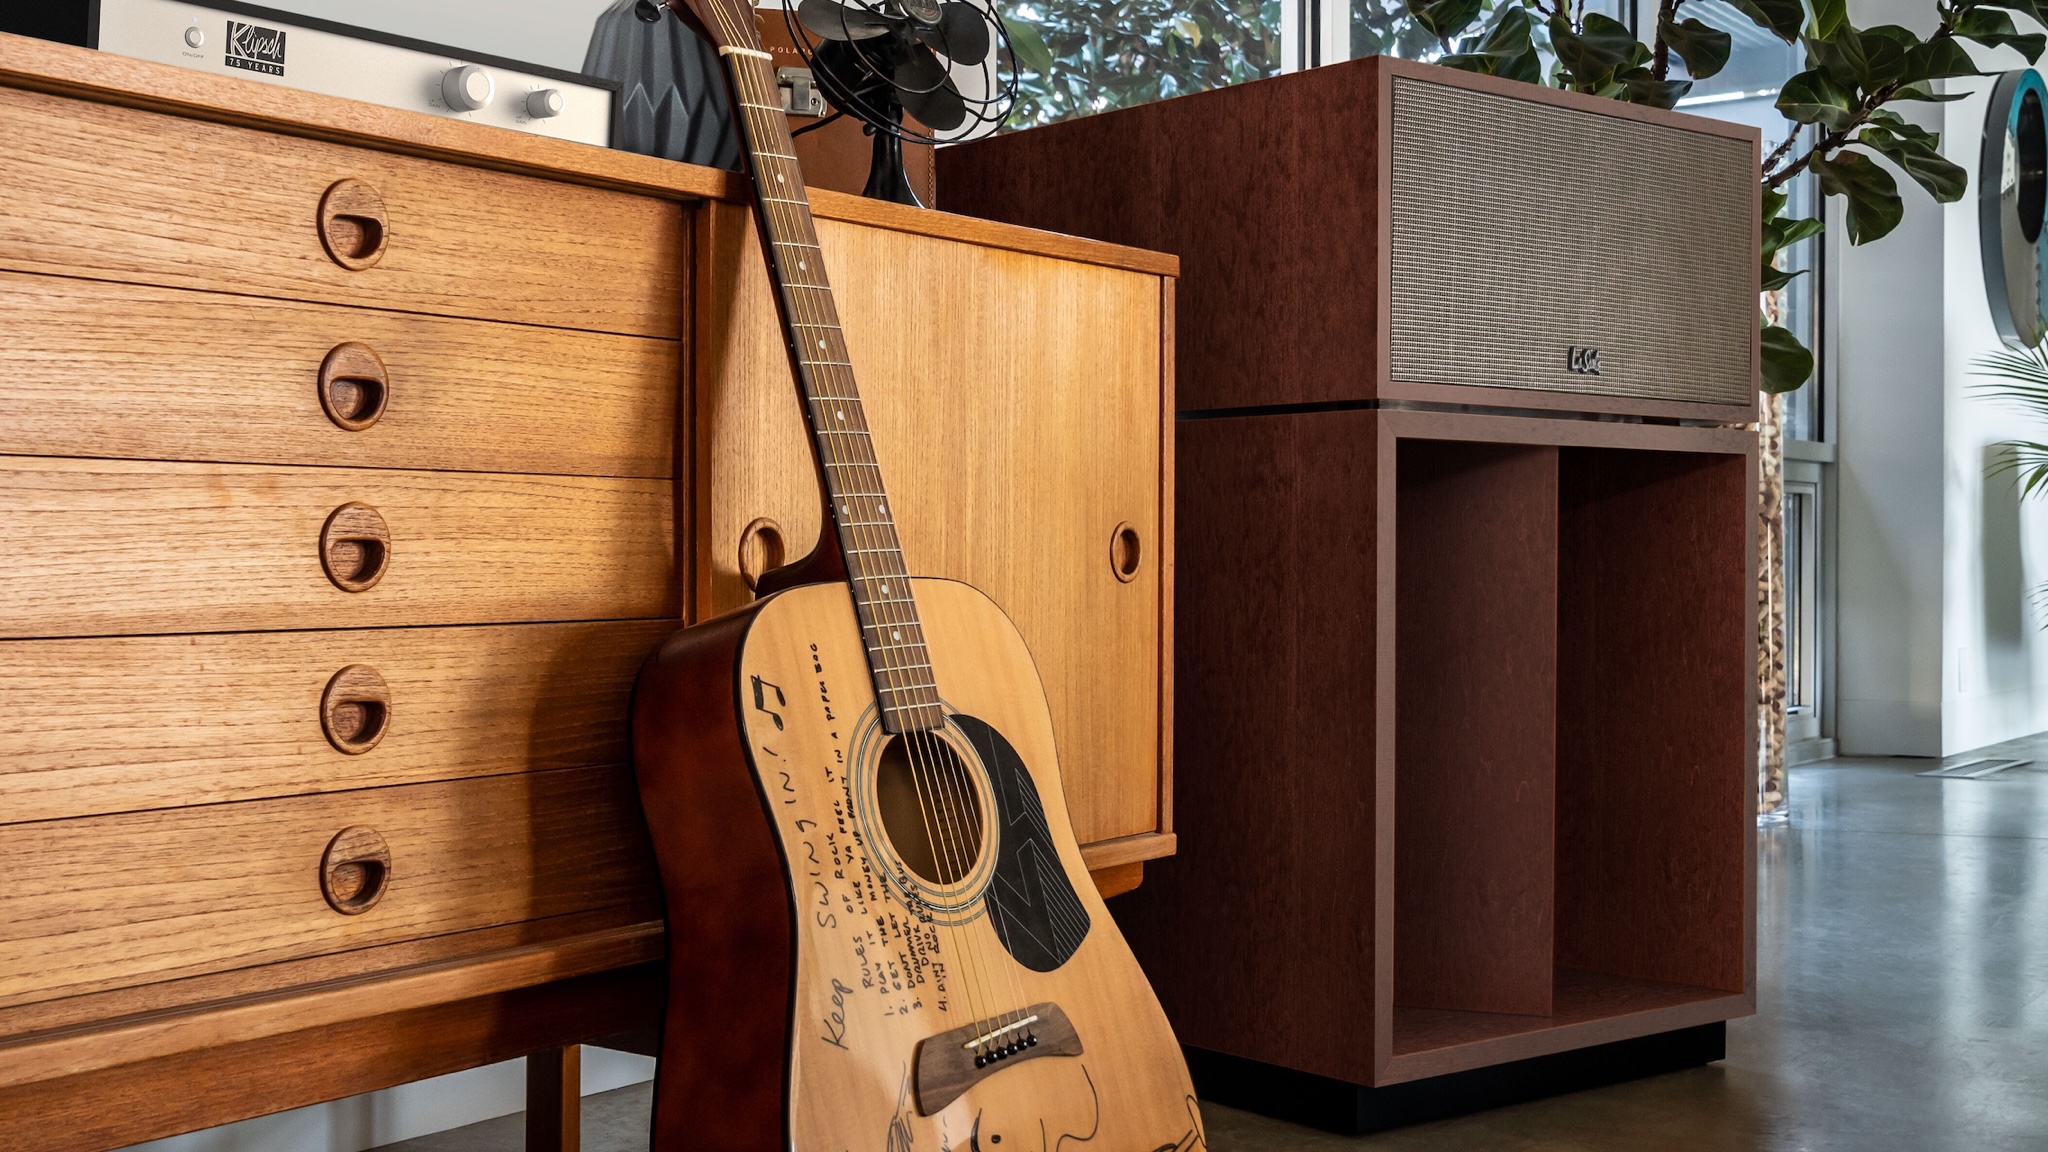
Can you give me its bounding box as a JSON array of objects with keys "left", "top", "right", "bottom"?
[
  {"left": 1566, "top": 346, "right": 1602, "bottom": 375},
  {"left": 224, "top": 21, "right": 286, "bottom": 75}
]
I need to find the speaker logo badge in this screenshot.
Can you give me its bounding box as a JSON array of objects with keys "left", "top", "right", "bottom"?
[
  {"left": 1567, "top": 346, "right": 1603, "bottom": 375},
  {"left": 224, "top": 20, "right": 287, "bottom": 76}
]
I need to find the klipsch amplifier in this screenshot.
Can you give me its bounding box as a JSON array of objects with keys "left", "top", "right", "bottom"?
[
  {"left": 939, "top": 57, "right": 1760, "bottom": 421},
  {"left": 0, "top": 0, "right": 617, "bottom": 147}
]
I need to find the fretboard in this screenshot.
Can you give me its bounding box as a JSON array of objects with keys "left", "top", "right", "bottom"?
[{"left": 705, "top": 25, "right": 942, "bottom": 734}]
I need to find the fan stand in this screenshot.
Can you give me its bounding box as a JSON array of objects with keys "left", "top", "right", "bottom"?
[{"left": 862, "top": 101, "right": 922, "bottom": 208}]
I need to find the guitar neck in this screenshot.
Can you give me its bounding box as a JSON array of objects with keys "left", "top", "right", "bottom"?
[{"left": 709, "top": 28, "right": 942, "bottom": 734}]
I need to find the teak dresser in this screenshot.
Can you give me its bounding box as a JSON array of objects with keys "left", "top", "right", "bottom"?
[{"left": 0, "top": 32, "right": 1177, "bottom": 1150}]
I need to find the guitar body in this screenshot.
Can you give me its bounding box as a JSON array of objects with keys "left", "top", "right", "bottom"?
[{"left": 633, "top": 578, "right": 1201, "bottom": 1150}]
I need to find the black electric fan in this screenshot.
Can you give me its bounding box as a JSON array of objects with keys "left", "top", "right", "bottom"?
[{"left": 643, "top": 0, "right": 1015, "bottom": 205}]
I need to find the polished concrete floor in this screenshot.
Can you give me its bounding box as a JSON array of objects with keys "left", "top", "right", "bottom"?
[{"left": 380, "top": 747, "right": 2048, "bottom": 1152}]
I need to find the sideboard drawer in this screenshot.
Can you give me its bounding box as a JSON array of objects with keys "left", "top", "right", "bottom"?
[
  {"left": 0, "top": 620, "right": 674, "bottom": 825},
  {"left": 0, "top": 766, "right": 655, "bottom": 1010},
  {"left": 0, "top": 273, "right": 679, "bottom": 477},
  {"left": 0, "top": 458, "right": 676, "bottom": 639},
  {"left": 0, "top": 86, "right": 684, "bottom": 338}
]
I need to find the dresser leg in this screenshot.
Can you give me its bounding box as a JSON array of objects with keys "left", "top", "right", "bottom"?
[{"left": 525, "top": 1044, "right": 581, "bottom": 1152}]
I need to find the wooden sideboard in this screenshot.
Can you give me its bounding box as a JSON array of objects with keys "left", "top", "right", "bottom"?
[{"left": 0, "top": 33, "right": 1176, "bottom": 1150}]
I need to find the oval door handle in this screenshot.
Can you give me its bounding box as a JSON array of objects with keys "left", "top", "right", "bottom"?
[
  {"left": 321, "top": 826, "right": 392, "bottom": 915},
  {"left": 1111, "top": 521, "right": 1142, "bottom": 583},
  {"left": 319, "top": 343, "right": 390, "bottom": 431},
  {"left": 321, "top": 502, "right": 391, "bottom": 592},
  {"left": 318, "top": 179, "right": 389, "bottom": 270},
  {"left": 738, "top": 517, "right": 787, "bottom": 592},
  {"left": 321, "top": 664, "right": 391, "bottom": 754}
]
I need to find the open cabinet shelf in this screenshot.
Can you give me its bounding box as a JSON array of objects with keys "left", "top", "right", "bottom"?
[{"left": 1116, "top": 407, "right": 1756, "bottom": 1100}]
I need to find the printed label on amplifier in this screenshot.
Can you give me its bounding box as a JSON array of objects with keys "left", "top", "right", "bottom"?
[{"left": 224, "top": 20, "right": 286, "bottom": 75}]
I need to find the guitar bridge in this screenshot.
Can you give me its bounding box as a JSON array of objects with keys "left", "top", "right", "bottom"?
[{"left": 913, "top": 1001, "right": 1082, "bottom": 1115}]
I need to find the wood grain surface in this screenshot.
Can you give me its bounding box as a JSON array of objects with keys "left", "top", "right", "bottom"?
[
  {"left": 0, "top": 271, "right": 680, "bottom": 476},
  {"left": 0, "top": 457, "right": 675, "bottom": 638},
  {"left": 0, "top": 84, "right": 685, "bottom": 337},
  {"left": 1556, "top": 447, "right": 1752, "bottom": 994},
  {"left": 0, "top": 907, "right": 661, "bottom": 1043},
  {"left": 0, "top": 766, "right": 654, "bottom": 1010},
  {"left": 0, "top": 620, "right": 672, "bottom": 824},
  {"left": 697, "top": 202, "right": 1171, "bottom": 849},
  {"left": 1393, "top": 441, "right": 1558, "bottom": 1018},
  {"left": 0, "top": 964, "right": 665, "bottom": 1152},
  {"left": 1117, "top": 410, "right": 1383, "bottom": 1086},
  {"left": 939, "top": 59, "right": 1381, "bottom": 413},
  {"left": 0, "top": 33, "right": 1174, "bottom": 278}
]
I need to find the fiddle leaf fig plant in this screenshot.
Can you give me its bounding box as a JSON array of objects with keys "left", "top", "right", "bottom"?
[{"left": 1408, "top": 0, "right": 2048, "bottom": 392}]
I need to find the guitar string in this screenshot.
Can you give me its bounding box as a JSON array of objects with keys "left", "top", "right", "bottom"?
[{"left": 710, "top": 32, "right": 1016, "bottom": 1052}]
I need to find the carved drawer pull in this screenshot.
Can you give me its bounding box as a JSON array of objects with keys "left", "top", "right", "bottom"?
[
  {"left": 318, "top": 179, "right": 389, "bottom": 270},
  {"left": 319, "top": 343, "right": 390, "bottom": 431},
  {"left": 1110, "top": 521, "right": 1142, "bottom": 583},
  {"left": 321, "top": 664, "right": 391, "bottom": 755},
  {"left": 739, "top": 516, "right": 786, "bottom": 592},
  {"left": 321, "top": 502, "right": 391, "bottom": 592},
  {"left": 321, "top": 826, "right": 392, "bottom": 915}
]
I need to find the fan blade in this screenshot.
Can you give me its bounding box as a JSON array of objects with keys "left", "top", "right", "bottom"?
[
  {"left": 799, "top": 0, "right": 894, "bottom": 41},
  {"left": 898, "top": 59, "right": 967, "bottom": 131},
  {"left": 917, "top": 2, "right": 990, "bottom": 66}
]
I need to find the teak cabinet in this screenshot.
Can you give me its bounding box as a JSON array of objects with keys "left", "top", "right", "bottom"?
[{"left": 0, "top": 32, "right": 1176, "bottom": 1151}]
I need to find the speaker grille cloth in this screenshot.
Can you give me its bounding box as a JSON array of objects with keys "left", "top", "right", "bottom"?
[{"left": 1389, "top": 78, "right": 1755, "bottom": 406}]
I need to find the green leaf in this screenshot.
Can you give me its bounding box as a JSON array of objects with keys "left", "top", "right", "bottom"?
[
  {"left": 1762, "top": 323, "right": 1815, "bottom": 393},
  {"left": 1413, "top": 0, "right": 1485, "bottom": 42},
  {"left": 1660, "top": 15, "right": 1733, "bottom": 79},
  {"left": 1762, "top": 264, "right": 1809, "bottom": 290},
  {"left": 1889, "top": 79, "right": 1969, "bottom": 101},
  {"left": 1811, "top": 149, "right": 1907, "bottom": 243},
  {"left": 1857, "top": 128, "right": 1969, "bottom": 202},
  {"left": 1865, "top": 106, "right": 1936, "bottom": 140},
  {"left": 1777, "top": 67, "right": 1860, "bottom": 129},
  {"left": 1444, "top": 6, "right": 1543, "bottom": 82},
  {"left": 1172, "top": 15, "right": 1203, "bottom": 46},
  {"left": 1002, "top": 15, "right": 1054, "bottom": 76},
  {"left": 1618, "top": 66, "right": 1693, "bottom": 107},
  {"left": 1903, "top": 37, "right": 1985, "bottom": 82},
  {"left": 1809, "top": 0, "right": 1849, "bottom": 40},
  {"left": 1551, "top": 11, "right": 1643, "bottom": 85},
  {"left": 1724, "top": 0, "right": 1804, "bottom": 41},
  {"left": 1954, "top": 7, "right": 2047, "bottom": 61},
  {"left": 1763, "top": 185, "right": 1789, "bottom": 222},
  {"left": 1764, "top": 215, "right": 1827, "bottom": 256}
]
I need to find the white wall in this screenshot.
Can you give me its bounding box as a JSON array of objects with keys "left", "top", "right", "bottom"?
[{"left": 1835, "top": 0, "right": 2048, "bottom": 755}]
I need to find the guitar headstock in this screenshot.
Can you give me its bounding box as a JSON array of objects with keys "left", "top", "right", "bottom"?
[{"left": 658, "top": 0, "right": 766, "bottom": 54}]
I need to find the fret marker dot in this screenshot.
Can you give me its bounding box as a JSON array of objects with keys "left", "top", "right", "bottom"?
[
  {"left": 836, "top": 410, "right": 845, "bottom": 420},
  {"left": 818, "top": 339, "right": 827, "bottom": 350},
  {"left": 776, "top": 173, "right": 785, "bottom": 184},
  {"left": 799, "top": 260, "right": 807, "bottom": 271},
  {"left": 878, "top": 503, "right": 887, "bottom": 514},
  {"left": 881, "top": 584, "right": 889, "bottom": 594},
  {"left": 893, "top": 630, "right": 902, "bottom": 641}
]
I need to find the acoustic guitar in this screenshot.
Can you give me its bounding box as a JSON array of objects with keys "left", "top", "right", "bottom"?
[{"left": 629, "top": 0, "right": 1202, "bottom": 1148}]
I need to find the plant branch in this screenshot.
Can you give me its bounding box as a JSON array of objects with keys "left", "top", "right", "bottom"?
[
  {"left": 1762, "top": 22, "right": 1958, "bottom": 190},
  {"left": 1651, "top": 0, "right": 1679, "bottom": 79}
]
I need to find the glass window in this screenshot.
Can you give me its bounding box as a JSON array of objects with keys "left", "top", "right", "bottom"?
[
  {"left": 1007, "top": 0, "right": 1283, "bottom": 126},
  {"left": 1667, "top": 0, "right": 1822, "bottom": 439}
]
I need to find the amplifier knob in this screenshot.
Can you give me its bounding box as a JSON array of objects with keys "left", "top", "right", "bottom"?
[
  {"left": 526, "top": 88, "right": 566, "bottom": 119},
  {"left": 442, "top": 64, "right": 496, "bottom": 112}
]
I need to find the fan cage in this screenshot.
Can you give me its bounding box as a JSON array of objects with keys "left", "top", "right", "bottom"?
[{"left": 780, "top": 0, "right": 1019, "bottom": 144}]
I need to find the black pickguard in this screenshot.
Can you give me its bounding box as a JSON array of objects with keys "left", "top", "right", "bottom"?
[{"left": 952, "top": 714, "right": 1090, "bottom": 971}]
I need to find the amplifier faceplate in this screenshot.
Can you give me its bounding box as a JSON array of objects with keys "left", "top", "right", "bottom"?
[{"left": 1388, "top": 77, "right": 1755, "bottom": 407}]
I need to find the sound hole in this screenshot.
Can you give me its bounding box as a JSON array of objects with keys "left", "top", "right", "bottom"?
[
  {"left": 876, "top": 733, "right": 983, "bottom": 886},
  {"left": 2021, "top": 89, "right": 2046, "bottom": 244}
]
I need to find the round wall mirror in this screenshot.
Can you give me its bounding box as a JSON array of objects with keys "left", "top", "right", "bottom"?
[{"left": 1983, "top": 69, "right": 2048, "bottom": 348}]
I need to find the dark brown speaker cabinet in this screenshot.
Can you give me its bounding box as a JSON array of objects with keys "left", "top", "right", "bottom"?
[{"left": 1097, "top": 407, "right": 1756, "bottom": 1105}]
